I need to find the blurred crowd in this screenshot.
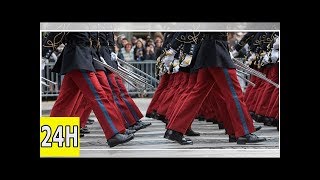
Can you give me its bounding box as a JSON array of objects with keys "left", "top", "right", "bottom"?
[{"left": 115, "top": 32, "right": 164, "bottom": 62}]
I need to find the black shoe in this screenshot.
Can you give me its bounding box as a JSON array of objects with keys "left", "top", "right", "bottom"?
[
  {"left": 255, "top": 114, "right": 263, "bottom": 122},
  {"left": 237, "top": 133, "right": 266, "bottom": 144},
  {"left": 263, "top": 118, "right": 273, "bottom": 126},
  {"left": 80, "top": 133, "right": 84, "bottom": 138},
  {"left": 137, "top": 120, "right": 152, "bottom": 128},
  {"left": 88, "top": 119, "right": 95, "bottom": 123},
  {"left": 128, "top": 121, "right": 151, "bottom": 131},
  {"left": 271, "top": 118, "right": 278, "bottom": 127},
  {"left": 146, "top": 111, "right": 156, "bottom": 118},
  {"left": 107, "top": 133, "right": 134, "bottom": 148},
  {"left": 125, "top": 129, "right": 136, "bottom": 135},
  {"left": 210, "top": 119, "right": 219, "bottom": 124},
  {"left": 164, "top": 129, "right": 193, "bottom": 145},
  {"left": 255, "top": 126, "right": 262, "bottom": 132},
  {"left": 155, "top": 114, "right": 166, "bottom": 121},
  {"left": 186, "top": 129, "right": 200, "bottom": 136},
  {"left": 80, "top": 127, "right": 90, "bottom": 134},
  {"left": 197, "top": 116, "right": 205, "bottom": 121},
  {"left": 249, "top": 111, "right": 256, "bottom": 120},
  {"left": 229, "top": 135, "right": 237, "bottom": 142},
  {"left": 86, "top": 121, "right": 93, "bottom": 125},
  {"left": 218, "top": 123, "right": 224, "bottom": 129}
]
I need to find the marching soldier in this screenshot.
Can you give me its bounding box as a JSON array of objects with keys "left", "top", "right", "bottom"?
[
  {"left": 44, "top": 32, "right": 134, "bottom": 147},
  {"left": 164, "top": 32, "right": 266, "bottom": 145},
  {"left": 71, "top": 32, "right": 150, "bottom": 133},
  {"left": 146, "top": 32, "right": 176, "bottom": 118}
]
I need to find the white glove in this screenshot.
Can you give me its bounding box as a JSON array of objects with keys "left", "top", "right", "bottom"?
[
  {"left": 172, "top": 59, "right": 180, "bottom": 73},
  {"left": 270, "top": 49, "right": 279, "bottom": 63},
  {"left": 162, "top": 48, "right": 176, "bottom": 66},
  {"left": 180, "top": 54, "right": 192, "bottom": 67},
  {"left": 261, "top": 53, "right": 270, "bottom": 65},
  {"left": 273, "top": 37, "right": 279, "bottom": 50},
  {"left": 231, "top": 50, "right": 239, "bottom": 58},
  {"left": 229, "top": 52, "right": 234, "bottom": 59},
  {"left": 111, "top": 52, "right": 117, "bottom": 61},
  {"left": 173, "top": 64, "right": 180, "bottom": 73},
  {"left": 245, "top": 53, "right": 256, "bottom": 66}
]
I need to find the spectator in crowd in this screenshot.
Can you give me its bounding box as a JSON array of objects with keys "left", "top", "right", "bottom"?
[
  {"left": 146, "top": 39, "right": 155, "bottom": 47},
  {"left": 137, "top": 38, "right": 146, "bottom": 47},
  {"left": 114, "top": 44, "right": 120, "bottom": 56},
  {"left": 117, "top": 42, "right": 135, "bottom": 92},
  {"left": 116, "top": 34, "right": 126, "bottom": 48},
  {"left": 144, "top": 44, "right": 156, "bottom": 60},
  {"left": 154, "top": 38, "right": 163, "bottom": 57},
  {"left": 131, "top": 36, "right": 137, "bottom": 49},
  {"left": 134, "top": 39, "right": 145, "bottom": 61},
  {"left": 118, "top": 42, "right": 134, "bottom": 62},
  {"left": 120, "top": 38, "right": 129, "bottom": 52},
  {"left": 154, "top": 36, "right": 163, "bottom": 44},
  {"left": 146, "top": 35, "right": 151, "bottom": 42}
]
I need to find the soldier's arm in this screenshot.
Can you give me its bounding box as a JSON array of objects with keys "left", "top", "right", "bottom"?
[
  {"left": 107, "top": 32, "right": 116, "bottom": 53},
  {"left": 234, "top": 32, "right": 257, "bottom": 52},
  {"left": 42, "top": 32, "right": 67, "bottom": 58}
]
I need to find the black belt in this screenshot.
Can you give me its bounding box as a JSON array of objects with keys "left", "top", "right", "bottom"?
[
  {"left": 203, "top": 34, "right": 227, "bottom": 41},
  {"left": 99, "top": 42, "right": 109, "bottom": 46},
  {"left": 67, "top": 41, "right": 91, "bottom": 46},
  {"left": 66, "top": 40, "right": 100, "bottom": 47}
]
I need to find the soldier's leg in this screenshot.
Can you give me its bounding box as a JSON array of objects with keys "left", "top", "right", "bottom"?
[
  {"left": 165, "top": 72, "right": 189, "bottom": 119},
  {"left": 115, "top": 75, "right": 144, "bottom": 120},
  {"left": 146, "top": 73, "right": 170, "bottom": 116},
  {"left": 157, "top": 72, "right": 182, "bottom": 118},
  {"left": 168, "top": 72, "right": 198, "bottom": 122},
  {"left": 105, "top": 72, "right": 138, "bottom": 127},
  {"left": 255, "top": 65, "right": 278, "bottom": 120},
  {"left": 70, "top": 70, "right": 127, "bottom": 139},
  {"left": 153, "top": 74, "right": 175, "bottom": 115},
  {"left": 210, "top": 67, "right": 255, "bottom": 138},
  {"left": 244, "top": 75, "right": 256, "bottom": 102},
  {"left": 50, "top": 74, "right": 81, "bottom": 117},
  {"left": 167, "top": 68, "right": 215, "bottom": 134}
]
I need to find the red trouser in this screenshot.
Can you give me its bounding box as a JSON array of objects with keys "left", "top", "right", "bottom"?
[
  {"left": 146, "top": 73, "right": 170, "bottom": 114},
  {"left": 209, "top": 81, "right": 235, "bottom": 135},
  {"left": 266, "top": 88, "right": 279, "bottom": 118},
  {"left": 73, "top": 71, "right": 138, "bottom": 128},
  {"left": 106, "top": 73, "right": 139, "bottom": 126},
  {"left": 249, "top": 68, "right": 268, "bottom": 111},
  {"left": 168, "top": 72, "right": 198, "bottom": 122},
  {"left": 246, "top": 73, "right": 264, "bottom": 111},
  {"left": 167, "top": 67, "right": 255, "bottom": 138},
  {"left": 255, "top": 65, "right": 279, "bottom": 115},
  {"left": 165, "top": 72, "right": 189, "bottom": 119},
  {"left": 252, "top": 67, "right": 271, "bottom": 113},
  {"left": 115, "top": 75, "right": 144, "bottom": 120},
  {"left": 157, "top": 72, "right": 183, "bottom": 116},
  {"left": 71, "top": 92, "right": 91, "bottom": 128},
  {"left": 155, "top": 75, "right": 175, "bottom": 114},
  {"left": 244, "top": 75, "right": 256, "bottom": 102},
  {"left": 50, "top": 70, "right": 125, "bottom": 139}
]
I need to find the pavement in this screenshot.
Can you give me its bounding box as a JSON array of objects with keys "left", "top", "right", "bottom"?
[{"left": 41, "top": 98, "right": 280, "bottom": 157}]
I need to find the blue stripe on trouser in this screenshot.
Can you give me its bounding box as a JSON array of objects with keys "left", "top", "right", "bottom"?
[
  {"left": 81, "top": 70, "right": 118, "bottom": 134},
  {"left": 115, "top": 78, "right": 140, "bottom": 121},
  {"left": 106, "top": 75, "right": 130, "bottom": 127},
  {"left": 222, "top": 68, "right": 249, "bottom": 135}
]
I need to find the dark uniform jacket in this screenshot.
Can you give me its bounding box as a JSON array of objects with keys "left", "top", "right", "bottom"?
[
  {"left": 191, "top": 32, "right": 235, "bottom": 72},
  {"left": 97, "top": 32, "right": 118, "bottom": 74},
  {"left": 48, "top": 32, "right": 99, "bottom": 75}
]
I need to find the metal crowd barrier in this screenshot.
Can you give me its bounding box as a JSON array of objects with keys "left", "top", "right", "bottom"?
[
  {"left": 41, "top": 60, "right": 159, "bottom": 98},
  {"left": 41, "top": 58, "right": 251, "bottom": 98}
]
